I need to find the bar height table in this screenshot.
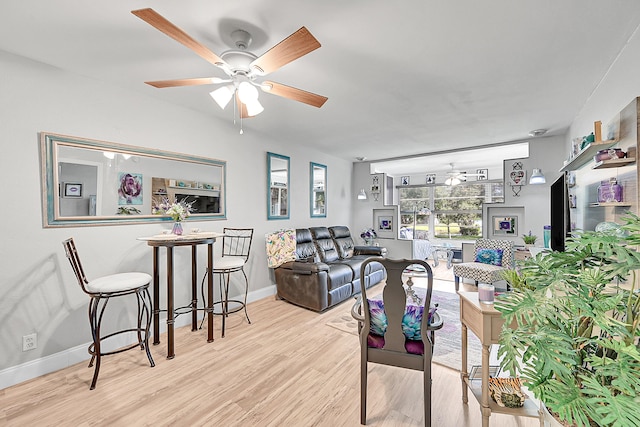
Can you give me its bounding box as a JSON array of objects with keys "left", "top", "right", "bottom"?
[{"left": 138, "top": 232, "right": 223, "bottom": 359}]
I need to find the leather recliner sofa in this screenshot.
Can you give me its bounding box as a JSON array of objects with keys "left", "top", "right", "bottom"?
[{"left": 274, "top": 226, "right": 386, "bottom": 312}]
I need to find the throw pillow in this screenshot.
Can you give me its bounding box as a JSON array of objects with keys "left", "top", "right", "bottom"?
[
  {"left": 265, "top": 229, "right": 296, "bottom": 268},
  {"left": 475, "top": 248, "right": 504, "bottom": 266}
]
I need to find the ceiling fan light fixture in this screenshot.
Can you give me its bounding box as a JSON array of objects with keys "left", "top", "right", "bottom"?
[
  {"left": 237, "top": 81, "right": 259, "bottom": 103},
  {"left": 210, "top": 85, "right": 234, "bottom": 109},
  {"left": 445, "top": 177, "right": 461, "bottom": 186},
  {"left": 245, "top": 99, "right": 264, "bottom": 116}
]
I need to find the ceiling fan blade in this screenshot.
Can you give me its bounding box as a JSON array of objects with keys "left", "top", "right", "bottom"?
[
  {"left": 145, "top": 77, "right": 219, "bottom": 88},
  {"left": 262, "top": 81, "right": 328, "bottom": 108},
  {"left": 131, "top": 8, "right": 229, "bottom": 70},
  {"left": 250, "top": 27, "right": 321, "bottom": 76}
]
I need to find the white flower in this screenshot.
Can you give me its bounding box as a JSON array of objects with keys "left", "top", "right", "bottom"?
[{"left": 153, "top": 197, "right": 193, "bottom": 222}]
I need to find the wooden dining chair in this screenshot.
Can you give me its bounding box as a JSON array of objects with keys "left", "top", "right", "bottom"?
[
  {"left": 62, "top": 238, "right": 155, "bottom": 389},
  {"left": 351, "top": 257, "right": 443, "bottom": 426}
]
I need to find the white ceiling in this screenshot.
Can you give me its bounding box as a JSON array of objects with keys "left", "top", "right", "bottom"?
[{"left": 3, "top": 1, "right": 640, "bottom": 173}]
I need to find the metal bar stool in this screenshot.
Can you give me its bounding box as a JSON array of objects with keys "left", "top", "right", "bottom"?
[
  {"left": 200, "top": 228, "right": 253, "bottom": 337},
  {"left": 63, "top": 238, "right": 155, "bottom": 390}
]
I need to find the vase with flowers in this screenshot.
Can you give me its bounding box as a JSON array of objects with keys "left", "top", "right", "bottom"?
[
  {"left": 360, "top": 228, "right": 377, "bottom": 246},
  {"left": 153, "top": 197, "right": 194, "bottom": 235}
]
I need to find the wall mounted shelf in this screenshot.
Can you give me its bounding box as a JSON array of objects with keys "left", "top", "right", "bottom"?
[
  {"left": 589, "top": 202, "right": 632, "bottom": 207},
  {"left": 560, "top": 140, "right": 618, "bottom": 172},
  {"left": 592, "top": 157, "right": 636, "bottom": 169}
]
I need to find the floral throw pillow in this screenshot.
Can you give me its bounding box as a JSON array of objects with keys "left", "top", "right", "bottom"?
[
  {"left": 265, "top": 229, "right": 296, "bottom": 268},
  {"left": 367, "top": 298, "right": 437, "bottom": 340},
  {"left": 475, "top": 248, "right": 504, "bottom": 266}
]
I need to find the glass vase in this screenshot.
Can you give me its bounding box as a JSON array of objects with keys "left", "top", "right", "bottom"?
[{"left": 172, "top": 222, "right": 183, "bottom": 235}]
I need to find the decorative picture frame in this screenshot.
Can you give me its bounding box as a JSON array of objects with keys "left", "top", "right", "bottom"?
[
  {"left": 378, "top": 216, "right": 392, "bottom": 231},
  {"left": 492, "top": 216, "right": 517, "bottom": 235},
  {"left": 425, "top": 173, "right": 436, "bottom": 184},
  {"left": 373, "top": 208, "right": 396, "bottom": 239},
  {"left": 476, "top": 169, "right": 488, "bottom": 180},
  {"left": 118, "top": 172, "right": 143, "bottom": 205},
  {"left": 508, "top": 162, "right": 526, "bottom": 186},
  {"left": 63, "top": 183, "right": 82, "bottom": 198}
]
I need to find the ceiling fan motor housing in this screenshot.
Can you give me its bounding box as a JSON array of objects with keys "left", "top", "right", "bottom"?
[{"left": 230, "top": 29, "right": 252, "bottom": 50}]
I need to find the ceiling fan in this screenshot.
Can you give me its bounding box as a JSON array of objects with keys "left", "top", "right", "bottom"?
[
  {"left": 444, "top": 163, "right": 484, "bottom": 185},
  {"left": 131, "top": 8, "right": 328, "bottom": 123}
]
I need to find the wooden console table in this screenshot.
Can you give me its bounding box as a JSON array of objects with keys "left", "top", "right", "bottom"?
[{"left": 458, "top": 291, "right": 540, "bottom": 426}]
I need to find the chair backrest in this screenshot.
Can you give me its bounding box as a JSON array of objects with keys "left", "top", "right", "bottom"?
[
  {"left": 291, "top": 228, "right": 319, "bottom": 262},
  {"left": 328, "top": 226, "right": 355, "bottom": 259},
  {"left": 359, "top": 257, "right": 435, "bottom": 369},
  {"left": 310, "top": 226, "right": 340, "bottom": 262},
  {"left": 62, "top": 238, "right": 90, "bottom": 294},
  {"left": 222, "top": 228, "right": 254, "bottom": 262},
  {"left": 473, "top": 239, "right": 514, "bottom": 268}
]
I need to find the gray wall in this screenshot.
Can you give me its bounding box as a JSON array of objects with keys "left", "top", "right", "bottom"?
[{"left": 0, "top": 50, "right": 353, "bottom": 386}]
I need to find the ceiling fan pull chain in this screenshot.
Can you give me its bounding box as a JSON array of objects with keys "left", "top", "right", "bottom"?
[
  {"left": 233, "top": 94, "right": 237, "bottom": 125},
  {"left": 238, "top": 96, "right": 244, "bottom": 134}
]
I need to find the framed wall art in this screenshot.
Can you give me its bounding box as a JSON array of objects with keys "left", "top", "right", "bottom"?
[
  {"left": 63, "top": 183, "right": 82, "bottom": 198},
  {"left": 118, "top": 172, "right": 143, "bottom": 205},
  {"left": 492, "top": 216, "right": 517, "bottom": 236},
  {"left": 373, "top": 208, "right": 397, "bottom": 239},
  {"left": 426, "top": 173, "right": 436, "bottom": 184}
]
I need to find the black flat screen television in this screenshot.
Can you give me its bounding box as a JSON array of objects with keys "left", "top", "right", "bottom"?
[{"left": 550, "top": 173, "right": 571, "bottom": 251}]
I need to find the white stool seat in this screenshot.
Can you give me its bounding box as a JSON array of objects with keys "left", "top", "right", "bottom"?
[
  {"left": 87, "top": 272, "right": 152, "bottom": 293},
  {"left": 213, "top": 256, "right": 246, "bottom": 271},
  {"left": 63, "top": 238, "right": 154, "bottom": 390},
  {"left": 201, "top": 228, "right": 253, "bottom": 338}
]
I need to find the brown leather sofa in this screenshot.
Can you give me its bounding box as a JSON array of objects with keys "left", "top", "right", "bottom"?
[{"left": 274, "top": 226, "right": 386, "bottom": 312}]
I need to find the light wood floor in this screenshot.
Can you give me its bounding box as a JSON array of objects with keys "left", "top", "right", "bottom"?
[{"left": 0, "top": 279, "right": 538, "bottom": 427}]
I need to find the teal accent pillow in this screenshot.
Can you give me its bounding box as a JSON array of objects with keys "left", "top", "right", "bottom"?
[{"left": 475, "top": 248, "right": 503, "bottom": 266}]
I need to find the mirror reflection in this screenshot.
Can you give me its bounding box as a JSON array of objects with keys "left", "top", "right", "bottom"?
[
  {"left": 41, "top": 132, "right": 226, "bottom": 227},
  {"left": 267, "top": 152, "right": 290, "bottom": 220},
  {"left": 310, "top": 162, "right": 326, "bottom": 218}
]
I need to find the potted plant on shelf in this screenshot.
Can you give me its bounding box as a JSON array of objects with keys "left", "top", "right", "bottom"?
[
  {"left": 522, "top": 230, "right": 537, "bottom": 247},
  {"left": 496, "top": 214, "right": 640, "bottom": 427}
]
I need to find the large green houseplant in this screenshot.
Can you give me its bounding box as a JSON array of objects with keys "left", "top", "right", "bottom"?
[{"left": 495, "top": 214, "right": 640, "bottom": 427}]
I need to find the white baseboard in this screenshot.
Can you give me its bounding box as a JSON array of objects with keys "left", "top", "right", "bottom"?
[{"left": 0, "top": 286, "right": 276, "bottom": 390}]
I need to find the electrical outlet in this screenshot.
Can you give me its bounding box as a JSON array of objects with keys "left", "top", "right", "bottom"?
[{"left": 22, "top": 333, "right": 37, "bottom": 351}]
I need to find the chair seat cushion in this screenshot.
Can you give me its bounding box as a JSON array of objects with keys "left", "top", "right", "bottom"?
[
  {"left": 453, "top": 262, "right": 505, "bottom": 283},
  {"left": 213, "top": 256, "right": 246, "bottom": 271},
  {"left": 87, "top": 272, "right": 151, "bottom": 293},
  {"left": 368, "top": 333, "right": 424, "bottom": 355}
]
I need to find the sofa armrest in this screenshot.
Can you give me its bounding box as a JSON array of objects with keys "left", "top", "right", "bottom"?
[
  {"left": 278, "top": 260, "right": 330, "bottom": 275},
  {"left": 354, "top": 246, "right": 386, "bottom": 256}
]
